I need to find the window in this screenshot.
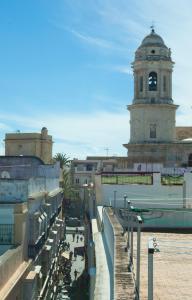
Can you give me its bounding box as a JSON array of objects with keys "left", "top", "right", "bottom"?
[
  {"left": 86, "top": 164, "right": 93, "bottom": 171},
  {"left": 148, "top": 72, "right": 157, "bottom": 91},
  {"left": 150, "top": 124, "right": 156, "bottom": 138},
  {"left": 163, "top": 76, "right": 166, "bottom": 92},
  {"left": 188, "top": 154, "right": 192, "bottom": 167},
  {"left": 139, "top": 76, "right": 143, "bottom": 92},
  {"left": 75, "top": 178, "right": 79, "bottom": 184}
]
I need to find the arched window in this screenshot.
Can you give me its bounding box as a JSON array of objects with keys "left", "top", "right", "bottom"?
[
  {"left": 163, "top": 75, "right": 166, "bottom": 92},
  {"left": 150, "top": 124, "right": 156, "bottom": 138},
  {"left": 148, "top": 72, "right": 157, "bottom": 91},
  {"left": 188, "top": 154, "right": 192, "bottom": 167},
  {"left": 139, "top": 76, "right": 143, "bottom": 92}
]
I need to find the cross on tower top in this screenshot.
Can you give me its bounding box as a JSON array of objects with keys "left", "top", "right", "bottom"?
[{"left": 150, "top": 21, "right": 155, "bottom": 33}]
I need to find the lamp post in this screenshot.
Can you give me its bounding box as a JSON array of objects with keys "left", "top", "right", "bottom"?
[
  {"left": 113, "top": 190, "right": 117, "bottom": 215},
  {"left": 89, "top": 182, "right": 95, "bottom": 218},
  {"left": 124, "top": 194, "right": 127, "bottom": 211},
  {"left": 82, "top": 183, "right": 88, "bottom": 215},
  {"left": 128, "top": 205, "right": 134, "bottom": 270},
  {"left": 130, "top": 208, "right": 134, "bottom": 266},
  {"left": 127, "top": 200, "right": 131, "bottom": 249},
  {"left": 148, "top": 238, "right": 155, "bottom": 300},
  {"left": 82, "top": 182, "right": 95, "bottom": 218}
]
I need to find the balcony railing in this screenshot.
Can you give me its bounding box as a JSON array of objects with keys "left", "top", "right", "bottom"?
[
  {"left": 28, "top": 232, "right": 46, "bottom": 259},
  {"left": 0, "top": 224, "right": 14, "bottom": 244}
]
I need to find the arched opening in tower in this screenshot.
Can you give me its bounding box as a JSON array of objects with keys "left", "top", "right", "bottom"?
[
  {"left": 188, "top": 153, "right": 192, "bottom": 166},
  {"left": 148, "top": 72, "right": 157, "bottom": 91}
]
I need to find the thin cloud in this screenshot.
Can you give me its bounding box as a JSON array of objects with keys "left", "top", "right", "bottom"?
[
  {"left": 70, "top": 29, "right": 114, "bottom": 49},
  {"left": 111, "top": 65, "right": 132, "bottom": 74},
  {"left": 0, "top": 123, "right": 12, "bottom": 131},
  {"left": 87, "top": 63, "right": 132, "bottom": 75},
  {"left": 0, "top": 111, "right": 129, "bottom": 159}
]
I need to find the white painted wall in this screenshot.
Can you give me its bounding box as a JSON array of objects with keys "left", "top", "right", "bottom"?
[{"left": 95, "top": 173, "right": 192, "bottom": 209}]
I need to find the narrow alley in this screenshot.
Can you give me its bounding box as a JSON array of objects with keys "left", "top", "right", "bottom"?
[{"left": 56, "top": 227, "right": 89, "bottom": 300}]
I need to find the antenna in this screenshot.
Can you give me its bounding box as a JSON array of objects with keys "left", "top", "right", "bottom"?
[{"left": 104, "top": 147, "right": 110, "bottom": 157}]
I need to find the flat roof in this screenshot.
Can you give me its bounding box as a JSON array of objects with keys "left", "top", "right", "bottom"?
[{"left": 132, "top": 232, "right": 192, "bottom": 299}]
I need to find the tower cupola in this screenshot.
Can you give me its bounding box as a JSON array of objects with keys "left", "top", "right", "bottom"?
[{"left": 132, "top": 28, "right": 174, "bottom": 105}]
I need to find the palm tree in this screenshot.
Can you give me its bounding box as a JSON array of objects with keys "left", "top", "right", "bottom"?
[
  {"left": 62, "top": 169, "right": 71, "bottom": 198},
  {"left": 53, "top": 153, "right": 70, "bottom": 169},
  {"left": 53, "top": 153, "right": 72, "bottom": 199}
]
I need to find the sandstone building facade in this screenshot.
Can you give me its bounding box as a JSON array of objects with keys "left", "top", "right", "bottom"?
[
  {"left": 0, "top": 156, "right": 64, "bottom": 300},
  {"left": 5, "top": 127, "right": 52, "bottom": 164}
]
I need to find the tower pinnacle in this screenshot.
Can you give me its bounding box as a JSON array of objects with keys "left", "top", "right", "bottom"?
[{"left": 150, "top": 21, "right": 155, "bottom": 33}]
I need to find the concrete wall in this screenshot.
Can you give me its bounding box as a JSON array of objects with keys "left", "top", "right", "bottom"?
[
  {"left": 95, "top": 173, "right": 191, "bottom": 209},
  {"left": 92, "top": 218, "right": 110, "bottom": 300},
  {"left": 0, "top": 245, "right": 32, "bottom": 300},
  {"left": 14, "top": 203, "right": 28, "bottom": 258},
  {"left": 97, "top": 207, "right": 135, "bottom": 299},
  {"left": 0, "top": 156, "right": 60, "bottom": 179},
  {"left": 101, "top": 208, "right": 114, "bottom": 300},
  {"left": 0, "top": 177, "right": 59, "bottom": 204},
  {"left": 0, "top": 180, "right": 28, "bottom": 202},
  {"left": 0, "top": 246, "right": 23, "bottom": 291}
]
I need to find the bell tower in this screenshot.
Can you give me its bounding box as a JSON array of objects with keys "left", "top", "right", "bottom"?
[
  {"left": 128, "top": 28, "right": 178, "bottom": 145},
  {"left": 124, "top": 28, "right": 180, "bottom": 166},
  {"left": 133, "top": 28, "right": 173, "bottom": 106},
  {"left": 123, "top": 28, "right": 192, "bottom": 168}
]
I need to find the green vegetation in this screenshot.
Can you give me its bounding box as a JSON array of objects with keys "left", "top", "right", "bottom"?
[
  {"left": 101, "top": 174, "right": 184, "bottom": 186},
  {"left": 161, "top": 175, "right": 184, "bottom": 185},
  {"left": 53, "top": 152, "right": 72, "bottom": 198},
  {"left": 53, "top": 153, "right": 70, "bottom": 168},
  {"left": 101, "top": 174, "right": 153, "bottom": 185}
]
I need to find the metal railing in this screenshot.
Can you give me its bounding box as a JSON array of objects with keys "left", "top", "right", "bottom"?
[
  {"left": 0, "top": 224, "right": 14, "bottom": 244},
  {"left": 102, "top": 173, "right": 153, "bottom": 185},
  {"left": 161, "top": 174, "right": 184, "bottom": 185}
]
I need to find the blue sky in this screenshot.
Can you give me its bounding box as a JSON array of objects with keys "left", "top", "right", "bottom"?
[{"left": 0, "top": 0, "right": 192, "bottom": 158}]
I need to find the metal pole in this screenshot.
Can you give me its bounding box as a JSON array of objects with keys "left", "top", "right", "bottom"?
[
  {"left": 130, "top": 205, "right": 134, "bottom": 266},
  {"left": 183, "top": 180, "right": 186, "bottom": 208},
  {"left": 124, "top": 194, "right": 127, "bottom": 211},
  {"left": 130, "top": 214, "right": 134, "bottom": 265},
  {"left": 148, "top": 238, "right": 155, "bottom": 300},
  {"left": 113, "top": 191, "right": 117, "bottom": 215},
  {"left": 136, "top": 216, "right": 142, "bottom": 299},
  {"left": 127, "top": 200, "right": 131, "bottom": 249}
]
